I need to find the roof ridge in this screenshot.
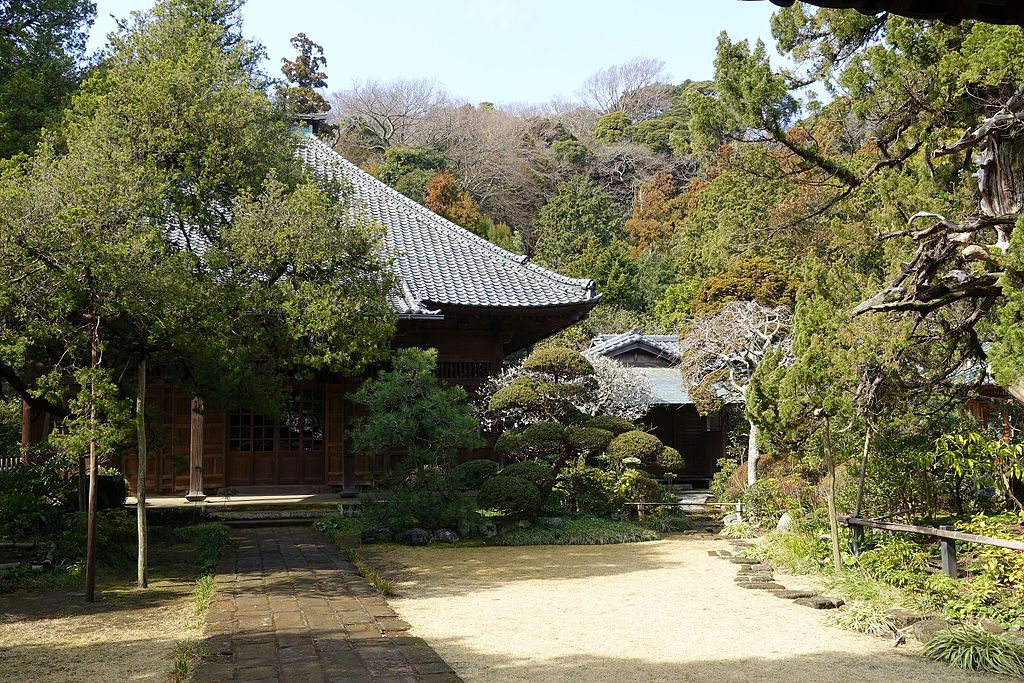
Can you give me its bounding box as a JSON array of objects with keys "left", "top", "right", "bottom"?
[{"left": 301, "top": 136, "right": 596, "bottom": 298}]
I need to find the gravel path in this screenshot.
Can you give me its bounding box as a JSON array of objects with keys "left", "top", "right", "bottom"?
[{"left": 367, "top": 536, "right": 1008, "bottom": 683}]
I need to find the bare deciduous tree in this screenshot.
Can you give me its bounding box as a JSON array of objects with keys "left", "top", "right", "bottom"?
[
  {"left": 679, "top": 300, "right": 793, "bottom": 485},
  {"left": 577, "top": 57, "right": 670, "bottom": 120},
  {"left": 331, "top": 77, "right": 449, "bottom": 152}
]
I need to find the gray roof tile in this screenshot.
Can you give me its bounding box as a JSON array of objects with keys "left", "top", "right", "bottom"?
[{"left": 297, "top": 136, "right": 598, "bottom": 317}]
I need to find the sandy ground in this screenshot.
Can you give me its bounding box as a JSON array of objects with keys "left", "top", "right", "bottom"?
[
  {"left": 368, "top": 536, "right": 1009, "bottom": 683},
  {"left": 0, "top": 579, "right": 197, "bottom": 682}
]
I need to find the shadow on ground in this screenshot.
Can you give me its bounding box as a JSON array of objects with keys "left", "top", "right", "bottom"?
[{"left": 425, "top": 635, "right": 1004, "bottom": 683}]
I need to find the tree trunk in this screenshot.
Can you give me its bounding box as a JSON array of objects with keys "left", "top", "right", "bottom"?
[
  {"left": 746, "top": 420, "right": 760, "bottom": 487},
  {"left": 136, "top": 356, "right": 148, "bottom": 589},
  {"left": 185, "top": 395, "right": 206, "bottom": 502},
  {"left": 85, "top": 322, "right": 100, "bottom": 602},
  {"left": 823, "top": 415, "right": 843, "bottom": 572}
]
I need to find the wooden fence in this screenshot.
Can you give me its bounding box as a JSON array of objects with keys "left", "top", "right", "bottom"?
[
  {"left": 0, "top": 455, "right": 23, "bottom": 472},
  {"left": 840, "top": 515, "right": 1024, "bottom": 578}
]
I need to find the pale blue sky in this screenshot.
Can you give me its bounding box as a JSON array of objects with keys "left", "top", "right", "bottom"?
[{"left": 88, "top": 0, "right": 783, "bottom": 105}]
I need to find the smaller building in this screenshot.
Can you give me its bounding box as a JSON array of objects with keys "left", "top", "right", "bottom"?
[{"left": 585, "top": 329, "right": 727, "bottom": 487}]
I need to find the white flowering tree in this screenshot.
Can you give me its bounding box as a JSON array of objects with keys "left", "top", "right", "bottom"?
[{"left": 679, "top": 300, "right": 793, "bottom": 486}]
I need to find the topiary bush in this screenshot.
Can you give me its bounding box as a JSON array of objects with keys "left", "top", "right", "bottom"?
[
  {"left": 606, "top": 430, "right": 663, "bottom": 468},
  {"left": 522, "top": 347, "right": 594, "bottom": 380},
  {"left": 584, "top": 415, "right": 635, "bottom": 435},
  {"left": 516, "top": 422, "right": 567, "bottom": 458},
  {"left": 499, "top": 460, "right": 555, "bottom": 491},
  {"left": 488, "top": 376, "right": 540, "bottom": 414},
  {"left": 452, "top": 459, "right": 500, "bottom": 490},
  {"left": 477, "top": 476, "right": 542, "bottom": 518},
  {"left": 656, "top": 446, "right": 684, "bottom": 471},
  {"left": 567, "top": 427, "right": 614, "bottom": 455}
]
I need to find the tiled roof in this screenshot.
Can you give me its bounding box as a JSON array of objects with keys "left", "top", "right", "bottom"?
[
  {"left": 296, "top": 135, "right": 599, "bottom": 318},
  {"left": 584, "top": 329, "right": 682, "bottom": 364}
]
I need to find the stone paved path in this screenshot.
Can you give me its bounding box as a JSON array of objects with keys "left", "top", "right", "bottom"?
[{"left": 193, "top": 527, "right": 460, "bottom": 683}]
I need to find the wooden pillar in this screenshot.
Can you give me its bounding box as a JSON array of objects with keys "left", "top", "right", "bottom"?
[
  {"left": 940, "top": 525, "right": 958, "bottom": 578},
  {"left": 185, "top": 395, "right": 207, "bottom": 502}
]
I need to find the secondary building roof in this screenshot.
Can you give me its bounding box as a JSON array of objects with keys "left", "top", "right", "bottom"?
[
  {"left": 585, "top": 328, "right": 682, "bottom": 365},
  {"left": 296, "top": 135, "right": 599, "bottom": 319}
]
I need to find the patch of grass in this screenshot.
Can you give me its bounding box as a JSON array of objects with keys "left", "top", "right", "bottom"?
[
  {"left": 924, "top": 624, "right": 1024, "bottom": 677},
  {"left": 637, "top": 511, "right": 693, "bottom": 533},
  {"left": 747, "top": 529, "right": 831, "bottom": 574},
  {"left": 170, "top": 638, "right": 196, "bottom": 683},
  {"left": 342, "top": 547, "right": 396, "bottom": 597},
  {"left": 490, "top": 516, "right": 659, "bottom": 546},
  {"left": 192, "top": 574, "right": 215, "bottom": 617},
  {"left": 825, "top": 600, "right": 899, "bottom": 637},
  {"left": 719, "top": 522, "right": 756, "bottom": 539}
]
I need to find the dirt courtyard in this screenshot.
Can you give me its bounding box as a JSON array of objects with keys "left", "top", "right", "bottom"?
[{"left": 367, "top": 535, "right": 1007, "bottom": 683}]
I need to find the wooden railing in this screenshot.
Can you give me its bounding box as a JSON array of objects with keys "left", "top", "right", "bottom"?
[{"left": 841, "top": 515, "right": 1024, "bottom": 578}]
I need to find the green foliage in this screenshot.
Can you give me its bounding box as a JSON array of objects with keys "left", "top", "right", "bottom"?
[
  {"left": 313, "top": 514, "right": 366, "bottom": 536},
  {"left": 350, "top": 348, "right": 483, "bottom": 467},
  {"left": 533, "top": 175, "right": 624, "bottom": 272},
  {"left": 655, "top": 446, "right": 684, "bottom": 471},
  {"left": 613, "top": 469, "right": 670, "bottom": 504},
  {"left": 924, "top": 625, "right": 1024, "bottom": 677},
  {"left": 855, "top": 535, "right": 929, "bottom": 588},
  {"left": 959, "top": 512, "right": 1024, "bottom": 589},
  {"left": 719, "top": 522, "right": 757, "bottom": 539},
  {"left": 567, "top": 427, "right": 614, "bottom": 455},
  {"left": 276, "top": 33, "right": 330, "bottom": 115},
  {"left": 0, "top": 0, "right": 95, "bottom": 158},
  {"left": 605, "top": 430, "right": 663, "bottom": 469},
  {"left": 570, "top": 237, "right": 643, "bottom": 309},
  {"left": 376, "top": 145, "right": 446, "bottom": 202},
  {"left": 741, "top": 477, "right": 797, "bottom": 528},
  {"left": 0, "top": 455, "right": 79, "bottom": 510},
  {"left": 522, "top": 347, "right": 594, "bottom": 381},
  {"left": 593, "top": 112, "right": 632, "bottom": 144},
  {"left": 342, "top": 547, "right": 396, "bottom": 597},
  {"left": 477, "top": 476, "right": 542, "bottom": 518},
  {"left": 365, "top": 467, "right": 482, "bottom": 531},
  {"left": 584, "top": 415, "right": 635, "bottom": 435},
  {"left": 551, "top": 139, "right": 590, "bottom": 167},
  {"left": 690, "top": 257, "right": 797, "bottom": 318},
  {"left": 499, "top": 460, "right": 555, "bottom": 491},
  {"left": 489, "top": 515, "right": 659, "bottom": 546},
  {"left": 504, "top": 422, "right": 567, "bottom": 460},
  {"left": 654, "top": 280, "right": 700, "bottom": 333},
  {"left": 825, "top": 601, "right": 898, "bottom": 637},
  {"left": 934, "top": 433, "right": 1024, "bottom": 510},
  {"left": 709, "top": 456, "right": 741, "bottom": 504},
  {"left": 488, "top": 377, "right": 540, "bottom": 414},
  {"left": 452, "top": 459, "right": 500, "bottom": 491},
  {"left": 555, "top": 457, "right": 618, "bottom": 516},
  {"left": 59, "top": 509, "right": 135, "bottom": 568}
]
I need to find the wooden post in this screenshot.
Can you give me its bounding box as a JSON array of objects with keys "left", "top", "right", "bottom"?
[
  {"left": 849, "top": 522, "right": 864, "bottom": 555},
  {"left": 822, "top": 413, "right": 843, "bottom": 571},
  {"left": 185, "top": 395, "right": 207, "bottom": 502},
  {"left": 940, "top": 525, "right": 958, "bottom": 578},
  {"left": 136, "top": 356, "right": 148, "bottom": 588}
]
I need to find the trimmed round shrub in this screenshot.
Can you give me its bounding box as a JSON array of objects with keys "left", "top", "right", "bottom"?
[
  {"left": 555, "top": 458, "right": 617, "bottom": 516},
  {"left": 567, "top": 426, "right": 614, "bottom": 454},
  {"left": 452, "top": 459, "right": 500, "bottom": 490},
  {"left": 488, "top": 377, "right": 539, "bottom": 413},
  {"left": 584, "top": 415, "right": 635, "bottom": 435},
  {"left": 606, "top": 430, "right": 663, "bottom": 467},
  {"left": 511, "top": 421, "right": 567, "bottom": 458},
  {"left": 477, "top": 476, "right": 542, "bottom": 517},
  {"left": 494, "top": 431, "right": 523, "bottom": 457},
  {"left": 655, "top": 446, "right": 684, "bottom": 471},
  {"left": 499, "top": 460, "right": 555, "bottom": 490},
  {"left": 522, "top": 347, "right": 594, "bottom": 380}
]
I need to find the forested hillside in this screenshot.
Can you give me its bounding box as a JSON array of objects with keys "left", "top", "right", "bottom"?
[{"left": 307, "top": 8, "right": 1024, "bottom": 521}]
